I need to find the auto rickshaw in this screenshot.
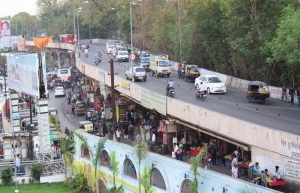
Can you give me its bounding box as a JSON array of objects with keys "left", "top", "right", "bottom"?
[
  {"left": 79, "top": 121, "right": 94, "bottom": 133},
  {"left": 246, "top": 81, "right": 270, "bottom": 104}
]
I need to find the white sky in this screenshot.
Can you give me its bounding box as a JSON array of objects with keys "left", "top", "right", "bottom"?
[{"left": 0, "top": 0, "right": 38, "bottom": 17}]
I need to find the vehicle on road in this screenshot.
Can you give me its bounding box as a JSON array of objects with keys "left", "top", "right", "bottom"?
[
  {"left": 106, "top": 43, "right": 115, "bottom": 54},
  {"left": 116, "top": 50, "right": 129, "bottom": 62},
  {"left": 125, "top": 66, "right": 147, "bottom": 82},
  {"left": 79, "top": 121, "right": 94, "bottom": 133},
  {"left": 247, "top": 81, "right": 270, "bottom": 104},
  {"left": 195, "top": 75, "right": 226, "bottom": 94},
  {"left": 178, "top": 64, "right": 200, "bottom": 82},
  {"left": 150, "top": 52, "right": 171, "bottom": 77},
  {"left": 137, "top": 56, "right": 150, "bottom": 71},
  {"left": 196, "top": 89, "right": 207, "bottom": 101},
  {"left": 54, "top": 86, "right": 65, "bottom": 97},
  {"left": 57, "top": 67, "right": 73, "bottom": 82},
  {"left": 75, "top": 100, "right": 86, "bottom": 116},
  {"left": 166, "top": 87, "right": 175, "bottom": 97},
  {"left": 59, "top": 34, "right": 76, "bottom": 44}
]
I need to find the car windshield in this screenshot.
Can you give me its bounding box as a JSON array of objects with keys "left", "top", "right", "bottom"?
[
  {"left": 191, "top": 67, "right": 198, "bottom": 72},
  {"left": 140, "top": 57, "right": 150, "bottom": 62},
  {"left": 119, "top": 51, "right": 128, "bottom": 55},
  {"left": 208, "top": 77, "right": 221, "bottom": 83},
  {"left": 59, "top": 69, "right": 68, "bottom": 74},
  {"left": 56, "top": 87, "right": 64, "bottom": 91},
  {"left": 135, "top": 68, "right": 145, "bottom": 72},
  {"left": 158, "top": 60, "right": 170, "bottom": 67}
]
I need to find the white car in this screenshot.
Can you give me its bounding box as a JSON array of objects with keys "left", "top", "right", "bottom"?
[
  {"left": 116, "top": 50, "right": 129, "bottom": 62},
  {"left": 194, "top": 75, "right": 227, "bottom": 94},
  {"left": 106, "top": 43, "right": 115, "bottom": 54},
  {"left": 54, "top": 86, "right": 65, "bottom": 97},
  {"left": 125, "top": 66, "right": 147, "bottom": 82}
]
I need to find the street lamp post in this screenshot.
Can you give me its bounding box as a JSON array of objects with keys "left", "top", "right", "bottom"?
[{"left": 130, "top": 0, "right": 142, "bottom": 55}]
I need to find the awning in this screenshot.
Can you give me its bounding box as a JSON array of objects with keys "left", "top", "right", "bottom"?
[{"left": 175, "top": 120, "right": 250, "bottom": 151}]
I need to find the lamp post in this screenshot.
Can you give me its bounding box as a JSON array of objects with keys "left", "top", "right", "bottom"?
[
  {"left": 63, "top": 14, "right": 66, "bottom": 34},
  {"left": 130, "top": 0, "right": 142, "bottom": 55}
]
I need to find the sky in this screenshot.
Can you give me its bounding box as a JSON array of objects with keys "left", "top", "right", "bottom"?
[{"left": 0, "top": 0, "right": 38, "bottom": 18}]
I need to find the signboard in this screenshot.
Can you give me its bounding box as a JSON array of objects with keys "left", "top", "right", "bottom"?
[
  {"left": 0, "top": 20, "right": 11, "bottom": 37},
  {"left": 7, "top": 53, "right": 39, "bottom": 97},
  {"left": 10, "top": 93, "right": 20, "bottom": 132},
  {"left": 141, "top": 88, "right": 167, "bottom": 115},
  {"left": 38, "top": 100, "right": 51, "bottom": 154},
  {"left": 120, "top": 81, "right": 130, "bottom": 90},
  {"left": 17, "top": 38, "right": 26, "bottom": 51},
  {"left": 130, "top": 53, "right": 136, "bottom": 61},
  {"left": 0, "top": 36, "right": 21, "bottom": 49}
]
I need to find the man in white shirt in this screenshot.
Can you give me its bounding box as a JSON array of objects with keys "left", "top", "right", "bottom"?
[
  {"left": 231, "top": 154, "right": 238, "bottom": 168},
  {"left": 232, "top": 164, "right": 238, "bottom": 178},
  {"left": 151, "top": 132, "right": 156, "bottom": 144}
]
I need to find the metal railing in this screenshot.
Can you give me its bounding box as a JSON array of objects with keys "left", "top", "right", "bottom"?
[{"left": 0, "top": 159, "right": 65, "bottom": 177}]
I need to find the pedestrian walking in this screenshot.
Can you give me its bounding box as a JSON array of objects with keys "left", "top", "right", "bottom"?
[
  {"left": 281, "top": 86, "right": 287, "bottom": 101},
  {"left": 71, "top": 103, "right": 75, "bottom": 115}
]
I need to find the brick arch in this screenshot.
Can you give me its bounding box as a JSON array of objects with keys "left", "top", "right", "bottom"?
[
  {"left": 80, "top": 144, "right": 90, "bottom": 159},
  {"left": 100, "top": 150, "right": 111, "bottom": 168}
]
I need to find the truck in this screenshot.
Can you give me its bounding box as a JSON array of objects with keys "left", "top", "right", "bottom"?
[
  {"left": 178, "top": 64, "right": 200, "bottom": 82},
  {"left": 150, "top": 52, "right": 171, "bottom": 77}
]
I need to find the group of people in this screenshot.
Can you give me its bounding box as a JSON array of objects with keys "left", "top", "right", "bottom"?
[
  {"left": 281, "top": 86, "right": 300, "bottom": 105},
  {"left": 251, "top": 162, "right": 282, "bottom": 187}
]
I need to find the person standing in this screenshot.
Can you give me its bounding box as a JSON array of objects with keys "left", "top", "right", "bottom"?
[
  {"left": 281, "top": 86, "right": 287, "bottom": 101},
  {"left": 15, "top": 155, "right": 21, "bottom": 173},
  {"left": 289, "top": 86, "right": 295, "bottom": 105},
  {"left": 232, "top": 164, "right": 239, "bottom": 178},
  {"left": 296, "top": 87, "right": 300, "bottom": 106}
]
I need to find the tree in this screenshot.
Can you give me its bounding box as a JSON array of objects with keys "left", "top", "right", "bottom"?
[
  {"left": 107, "top": 151, "right": 124, "bottom": 193},
  {"left": 270, "top": 5, "right": 300, "bottom": 86},
  {"left": 190, "top": 147, "right": 207, "bottom": 193},
  {"left": 140, "top": 167, "right": 154, "bottom": 193},
  {"left": 134, "top": 140, "right": 149, "bottom": 193},
  {"left": 75, "top": 132, "right": 106, "bottom": 193}
]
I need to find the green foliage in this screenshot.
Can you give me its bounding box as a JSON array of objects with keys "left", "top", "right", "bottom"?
[
  {"left": 1, "top": 168, "right": 12, "bottom": 185},
  {"left": 134, "top": 140, "right": 149, "bottom": 193},
  {"left": 190, "top": 147, "right": 208, "bottom": 193},
  {"left": 65, "top": 173, "right": 89, "bottom": 192},
  {"left": 140, "top": 167, "right": 154, "bottom": 193},
  {"left": 110, "top": 151, "right": 119, "bottom": 189},
  {"left": 31, "top": 163, "right": 43, "bottom": 181},
  {"left": 105, "top": 186, "right": 124, "bottom": 193}
]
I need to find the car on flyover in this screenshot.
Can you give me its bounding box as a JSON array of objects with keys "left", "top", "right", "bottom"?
[
  {"left": 116, "top": 50, "right": 129, "bottom": 62},
  {"left": 194, "top": 75, "right": 226, "bottom": 94},
  {"left": 54, "top": 86, "right": 65, "bottom": 97},
  {"left": 125, "top": 66, "right": 147, "bottom": 82}
]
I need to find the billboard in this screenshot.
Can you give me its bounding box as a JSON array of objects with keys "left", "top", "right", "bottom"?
[
  {"left": 0, "top": 36, "right": 21, "bottom": 49},
  {"left": 7, "top": 53, "right": 39, "bottom": 97},
  {"left": 0, "top": 19, "right": 11, "bottom": 37}
]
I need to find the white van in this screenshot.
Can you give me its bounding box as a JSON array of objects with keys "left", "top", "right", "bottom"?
[{"left": 57, "top": 66, "right": 72, "bottom": 82}]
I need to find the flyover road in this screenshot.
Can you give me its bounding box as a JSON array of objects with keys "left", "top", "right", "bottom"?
[{"left": 78, "top": 40, "right": 300, "bottom": 136}]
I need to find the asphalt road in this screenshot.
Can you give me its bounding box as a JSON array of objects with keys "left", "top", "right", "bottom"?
[
  {"left": 48, "top": 88, "right": 84, "bottom": 131},
  {"left": 79, "top": 41, "right": 300, "bottom": 136}
]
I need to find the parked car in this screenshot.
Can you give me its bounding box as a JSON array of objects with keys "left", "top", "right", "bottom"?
[
  {"left": 116, "top": 50, "right": 129, "bottom": 62},
  {"left": 54, "top": 86, "right": 65, "bottom": 97},
  {"left": 125, "top": 66, "right": 147, "bottom": 82},
  {"left": 194, "top": 75, "right": 226, "bottom": 94}
]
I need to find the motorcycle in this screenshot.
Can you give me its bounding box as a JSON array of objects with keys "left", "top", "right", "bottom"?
[
  {"left": 95, "top": 57, "right": 102, "bottom": 65},
  {"left": 166, "top": 87, "right": 175, "bottom": 97},
  {"left": 196, "top": 89, "right": 207, "bottom": 101}
]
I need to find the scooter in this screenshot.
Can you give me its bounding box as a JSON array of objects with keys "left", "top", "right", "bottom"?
[
  {"left": 196, "top": 89, "right": 207, "bottom": 101},
  {"left": 166, "top": 87, "right": 175, "bottom": 97}
]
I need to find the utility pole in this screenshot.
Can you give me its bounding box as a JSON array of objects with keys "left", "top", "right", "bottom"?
[{"left": 109, "top": 59, "right": 117, "bottom": 141}]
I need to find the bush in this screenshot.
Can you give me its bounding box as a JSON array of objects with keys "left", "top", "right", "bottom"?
[
  {"left": 1, "top": 168, "right": 12, "bottom": 185},
  {"left": 65, "top": 173, "right": 89, "bottom": 192},
  {"left": 31, "top": 163, "right": 43, "bottom": 181}
]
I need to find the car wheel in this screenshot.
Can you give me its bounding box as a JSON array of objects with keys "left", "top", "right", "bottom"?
[
  {"left": 207, "top": 88, "right": 211, "bottom": 94},
  {"left": 144, "top": 77, "right": 147, "bottom": 82}
]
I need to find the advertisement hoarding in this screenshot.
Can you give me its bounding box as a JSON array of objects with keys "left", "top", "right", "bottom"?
[
  {"left": 7, "top": 53, "right": 39, "bottom": 97},
  {"left": 0, "top": 19, "right": 11, "bottom": 37}
]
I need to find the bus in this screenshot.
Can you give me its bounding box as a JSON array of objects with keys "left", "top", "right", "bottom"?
[
  {"left": 59, "top": 34, "right": 76, "bottom": 44},
  {"left": 57, "top": 66, "right": 73, "bottom": 82}
]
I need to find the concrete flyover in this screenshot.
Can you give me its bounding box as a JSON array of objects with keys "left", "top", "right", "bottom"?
[{"left": 25, "top": 40, "right": 300, "bottom": 186}]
